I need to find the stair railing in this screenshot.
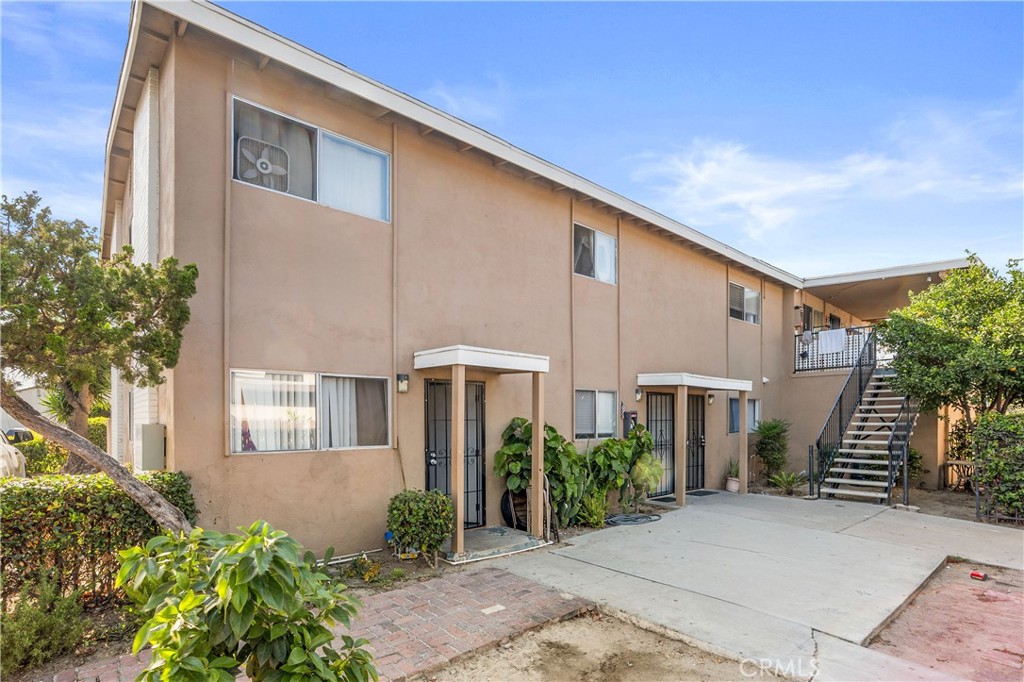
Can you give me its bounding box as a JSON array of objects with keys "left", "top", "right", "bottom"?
[
  {"left": 811, "top": 330, "right": 877, "bottom": 496},
  {"left": 886, "top": 397, "right": 918, "bottom": 505}
]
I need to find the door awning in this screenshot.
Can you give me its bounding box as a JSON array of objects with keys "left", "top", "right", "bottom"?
[
  {"left": 414, "top": 345, "right": 549, "bottom": 374},
  {"left": 637, "top": 372, "right": 752, "bottom": 392}
]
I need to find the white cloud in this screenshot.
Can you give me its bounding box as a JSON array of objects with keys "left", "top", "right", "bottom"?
[
  {"left": 424, "top": 74, "right": 513, "bottom": 123},
  {"left": 632, "top": 106, "right": 1023, "bottom": 242}
]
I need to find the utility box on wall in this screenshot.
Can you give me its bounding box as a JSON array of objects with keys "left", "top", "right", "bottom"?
[{"left": 139, "top": 423, "right": 166, "bottom": 471}]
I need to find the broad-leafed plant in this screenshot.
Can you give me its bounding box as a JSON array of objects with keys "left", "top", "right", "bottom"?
[{"left": 117, "top": 520, "right": 376, "bottom": 682}]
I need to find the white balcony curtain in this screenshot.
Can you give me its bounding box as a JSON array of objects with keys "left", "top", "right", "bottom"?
[
  {"left": 231, "top": 371, "right": 315, "bottom": 453},
  {"left": 320, "top": 133, "right": 389, "bottom": 221}
]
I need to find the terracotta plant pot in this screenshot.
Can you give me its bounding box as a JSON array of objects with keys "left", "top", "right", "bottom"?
[{"left": 725, "top": 477, "right": 740, "bottom": 493}]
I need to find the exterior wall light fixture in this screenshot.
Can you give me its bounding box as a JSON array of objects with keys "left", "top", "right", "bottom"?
[
  {"left": 635, "top": 387, "right": 643, "bottom": 402},
  {"left": 396, "top": 374, "right": 410, "bottom": 393},
  {"left": 707, "top": 393, "right": 716, "bottom": 405}
]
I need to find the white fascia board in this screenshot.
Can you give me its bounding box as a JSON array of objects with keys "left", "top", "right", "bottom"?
[
  {"left": 414, "top": 345, "right": 550, "bottom": 374},
  {"left": 637, "top": 373, "right": 753, "bottom": 392},
  {"left": 141, "top": 1, "right": 803, "bottom": 288},
  {"left": 100, "top": 1, "right": 145, "bottom": 255},
  {"left": 802, "top": 258, "right": 972, "bottom": 288}
]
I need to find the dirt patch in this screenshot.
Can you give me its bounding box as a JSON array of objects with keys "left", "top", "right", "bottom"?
[
  {"left": 906, "top": 487, "right": 978, "bottom": 522},
  {"left": 869, "top": 561, "right": 1024, "bottom": 681},
  {"left": 415, "top": 611, "right": 759, "bottom": 681}
]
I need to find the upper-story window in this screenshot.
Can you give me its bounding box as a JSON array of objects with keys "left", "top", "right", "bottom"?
[
  {"left": 234, "top": 99, "right": 317, "bottom": 201},
  {"left": 232, "top": 98, "right": 390, "bottom": 222},
  {"left": 573, "top": 223, "right": 617, "bottom": 284},
  {"left": 729, "top": 283, "right": 760, "bottom": 324}
]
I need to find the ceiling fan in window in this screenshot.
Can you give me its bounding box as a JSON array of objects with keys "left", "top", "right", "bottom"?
[{"left": 236, "top": 137, "right": 290, "bottom": 193}]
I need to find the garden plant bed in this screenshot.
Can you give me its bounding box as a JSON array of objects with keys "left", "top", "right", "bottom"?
[
  {"left": 413, "top": 610, "right": 757, "bottom": 682},
  {"left": 869, "top": 560, "right": 1024, "bottom": 681}
]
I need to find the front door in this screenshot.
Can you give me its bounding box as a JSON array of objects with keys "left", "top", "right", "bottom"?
[
  {"left": 425, "top": 380, "right": 485, "bottom": 528},
  {"left": 686, "top": 395, "right": 706, "bottom": 490},
  {"left": 647, "top": 392, "right": 675, "bottom": 497}
]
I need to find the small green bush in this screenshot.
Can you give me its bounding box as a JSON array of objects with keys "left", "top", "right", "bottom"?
[
  {"left": 15, "top": 439, "right": 67, "bottom": 475},
  {"left": 386, "top": 489, "right": 454, "bottom": 568},
  {"left": 13, "top": 421, "right": 107, "bottom": 475},
  {"left": 0, "top": 577, "right": 88, "bottom": 677},
  {"left": 627, "top": 451, "right": 664, "bottom": 509},
  {"left": 118, "top": 521, "right": 377, "bottom": 682},
  {"left": 754, "top": 419, "right": 791, "bottom": 479},
  {"left": 87, "top": 417, "right": 108, "bottom": 450},
  {"left": 1, "top": 471, "right": 197, "bottom": 606},
  {"left": 576, "top": 487, "right": 609, "bottom": 528},
  {"left": 974, "top": 412, "right": 1024, "bottom": 520},
  {"left": 769, "top": 470, "right": 807, "bottom": 495},
  {"left": 947, "top": 419, "right": 974, "bottom": 461}
]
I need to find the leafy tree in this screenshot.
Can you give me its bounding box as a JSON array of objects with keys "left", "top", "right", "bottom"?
[
  {"left": 1, "top": 192, "right": 198, "bottom": 532},
  {"left": 878, "top": 256, "right": 1024, "bottom": 433}
]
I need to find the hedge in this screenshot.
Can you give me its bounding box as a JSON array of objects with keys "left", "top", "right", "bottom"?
[
  {"left": 0, "top": 471, "right": 197, "bottom": 608},
  {"left": 974, "top": 412, "right": 1024, "bottom": 522},
  {"left": 14, "top": 417, "right": 108, "bottom": 475}
]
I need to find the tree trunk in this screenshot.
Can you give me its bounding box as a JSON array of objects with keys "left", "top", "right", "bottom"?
[
  {"left": 62, "top": 383, "right": 97, "bottom": 474},
  {"left": 2, "top": 385, "right": 192, "bottom": 534}
]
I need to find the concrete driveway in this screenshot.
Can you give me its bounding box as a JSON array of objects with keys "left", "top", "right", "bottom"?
[{"left": 494, "top": 494, "right": 1024, "bottom": 681}]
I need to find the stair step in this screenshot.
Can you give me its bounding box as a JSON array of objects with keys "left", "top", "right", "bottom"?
[
  {"left": 829, "top": 467, "right": 889, "bottom": 476},
  {"left": 848, "top": 421, "right": 895, "bottom": 426},
  {"left": 843, "top": 437, "right": 890, "bottom": 442},
  {"left": 837, "top": 447, "right": 888, "bottom": 454},
  {"left": 821, "top": 487, "right": 889, "bottom": 500},
  {"left": 833, "top": 457, "right": 889, "bottom": 465},
  {"left": 862, "top": 398, "right": 905, "bottom": 403},
  {"left": 824, "top": 477, "right": 888, "bottom": 487}
]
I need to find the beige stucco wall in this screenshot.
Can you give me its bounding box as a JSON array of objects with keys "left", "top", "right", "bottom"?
[{"left": 144, "top": 30, "right": 873, "bottom": 554}]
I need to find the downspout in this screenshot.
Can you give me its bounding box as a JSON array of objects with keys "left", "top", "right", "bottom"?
[
  {"left": 391, "top": 121, "right": 407, "bottom": 490},
  {"left": 222, "top": 61, "right": 234, "bottom": 459}
]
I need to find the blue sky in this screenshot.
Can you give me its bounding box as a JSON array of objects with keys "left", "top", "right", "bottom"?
[{"left": 2, "top": 1, "right": 1021, "bottom": 277}]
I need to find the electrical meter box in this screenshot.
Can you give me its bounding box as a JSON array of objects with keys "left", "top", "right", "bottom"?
[{"left": 139, "top": 423, "right": 166, "bottom": 471}]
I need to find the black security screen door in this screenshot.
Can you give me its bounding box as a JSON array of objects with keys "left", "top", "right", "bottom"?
[
  {"left": 686, "top": 395, "right": 706, "bottom": 490},
  {"left": 646, "top": 392, "right": 675, "bottom": 497},
  {"left": 425, "top": 380, "right": 485, "bottom": 528}
]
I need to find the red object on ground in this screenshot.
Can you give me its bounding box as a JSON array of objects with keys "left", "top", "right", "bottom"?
[{"left": 971, "top": 570, "right": 989, "bottom": 581}]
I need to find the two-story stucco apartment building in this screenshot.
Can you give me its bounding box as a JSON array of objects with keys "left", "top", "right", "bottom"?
[{"left": 102, "top": 0, "right": 968, "bottom": 555}]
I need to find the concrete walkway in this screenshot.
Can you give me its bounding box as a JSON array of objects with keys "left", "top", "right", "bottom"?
[{"left": 494, "top": 493, "right": 1024, "bottom": 681}]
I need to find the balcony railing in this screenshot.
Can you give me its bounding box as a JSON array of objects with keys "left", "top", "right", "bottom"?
[{"left": 794, "top": 325, "right": 874, "bottom": 373}]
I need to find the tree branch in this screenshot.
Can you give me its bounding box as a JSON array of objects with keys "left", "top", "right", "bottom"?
[{"left": 1, "top": 384, "right": 192, "bottom": 534}]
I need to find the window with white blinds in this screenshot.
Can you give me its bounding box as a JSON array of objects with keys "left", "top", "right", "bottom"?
[
  {"left": 729, "top": 282, "right": 761, "bottom": 324},
  {"left": 576, "top": 389, "right": 617, "bottom": 439}
]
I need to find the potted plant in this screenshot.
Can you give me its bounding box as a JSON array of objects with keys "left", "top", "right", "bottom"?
[{"left": 725, "top": 459, "right": 740, "bottom": 492}]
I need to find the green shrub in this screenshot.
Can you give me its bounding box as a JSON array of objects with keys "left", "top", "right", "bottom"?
[
  {"left": 754, "top": 419, "right": 791, "bottom": 479},
  {"left": 493, "top": 418, "right": 584, "bottom": 528},
  {"left": 974, "top": 412, "right": 1024, "bottom": 520},
  {"left": 576, "top": 487, "right": 609, "bottom": 528},
  {"left": 87, "top": 417, "right": 108, "bottom": 450},
  {"left": 0, "top": 577, "right": 88, "bottom": 677},
  {"left": 13, "top": 421, "right": 107, "bottom": 475},
  {"left": 1, "top": 471, "right": 197, "bottom": 607},
  {"left": 727, "top": 459, "right": 740, "bottom": 479},
  {"left": 15, "top": 439, "right": 68, "bottom": 475},
  {"left": 768, "top": 470, "right": 807, "bottom": 495},
  {"left": 386, "top": 489, "right": 454, "bottom": 568},
  {"left": 118, "top": 521, "right": 377, "bottom": 682},
  {"left": 627, "top": 451, "right": 664, "bottom": 509},
  {"left": 947, "top": 419, "right": 974, "bottom": 461}
]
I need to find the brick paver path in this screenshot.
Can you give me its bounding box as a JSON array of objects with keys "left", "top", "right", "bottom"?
[{"left": 43, "top": 566, "right": 592, "bottom": 682}]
